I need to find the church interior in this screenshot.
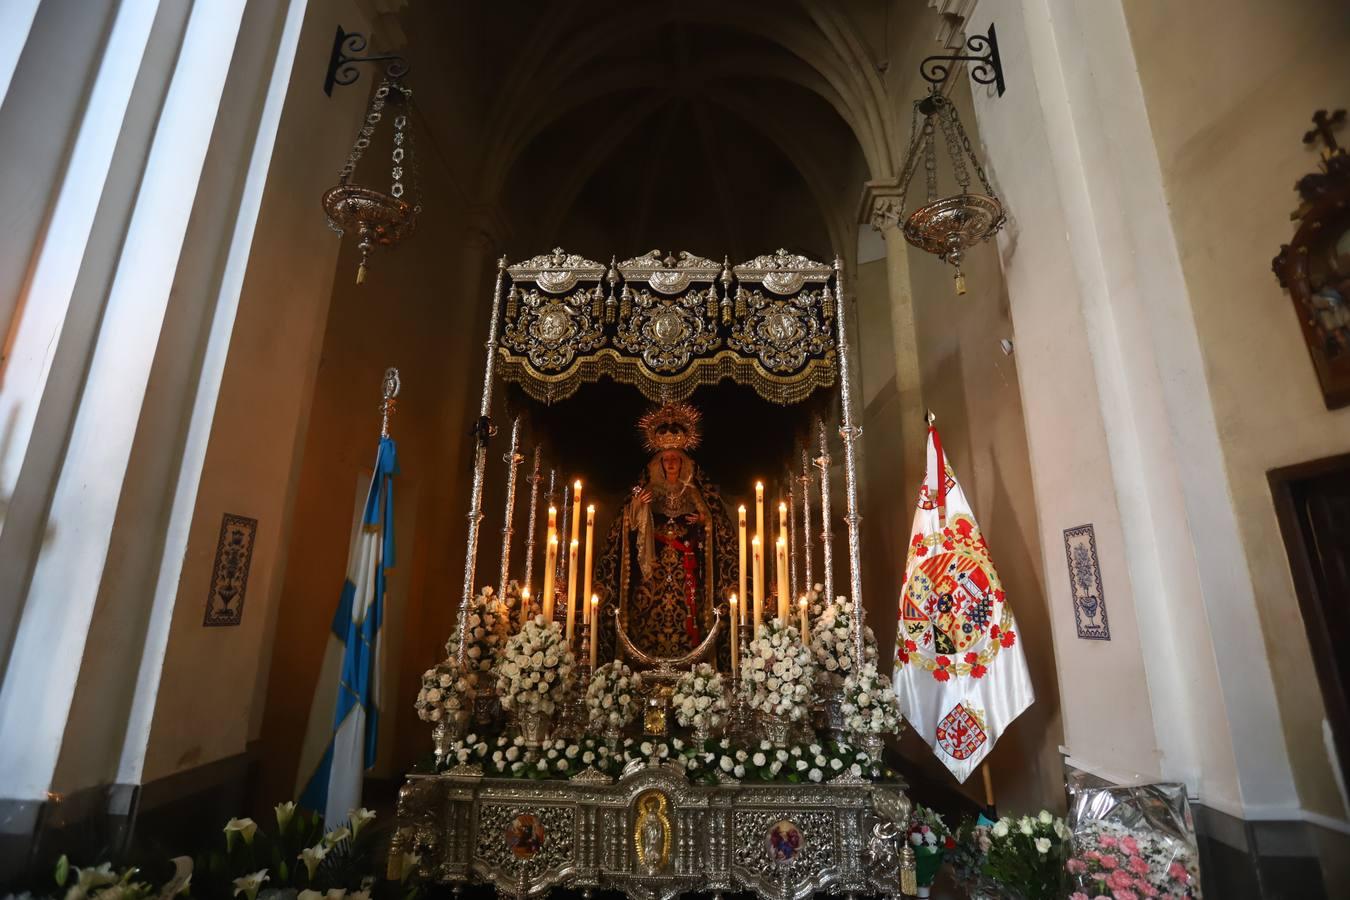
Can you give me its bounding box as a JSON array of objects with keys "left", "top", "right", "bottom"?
[{"left": 1, "top": 1, "right": 1349, "bottom": 898}]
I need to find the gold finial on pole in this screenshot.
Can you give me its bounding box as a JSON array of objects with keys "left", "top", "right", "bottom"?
[
  {"left": 926, "top": 408, "right": 936, "bottom": 427},
  {"left": 380, "top": 367, "right": 401, "bottom": 438}
]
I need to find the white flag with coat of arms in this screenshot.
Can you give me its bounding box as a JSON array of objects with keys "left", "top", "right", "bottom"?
[{"left": 892, "top": 424, "right": 1034, "bottom": 782}]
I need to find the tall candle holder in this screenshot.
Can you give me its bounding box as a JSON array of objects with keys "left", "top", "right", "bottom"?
[
  {"left": 556, "top": 620, "right": 592, "bottom": 741},
  {"left": 727, "top": 621, "right": 756, "bottom": 743}
]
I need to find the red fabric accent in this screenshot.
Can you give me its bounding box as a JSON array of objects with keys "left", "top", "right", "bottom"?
[
  {"left": 930, "top": 425, "right": 948, "bottom": 529},
  {"left": 657, "top": 531, "right": 702, "bottom": 645}
]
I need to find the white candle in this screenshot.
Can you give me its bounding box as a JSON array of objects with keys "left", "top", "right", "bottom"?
[
  {"left": 542, "top": 535, "right": 558, "bottom": 622},
  {"left": 729, "top": 594, "right": 740, "bottom": 679},
  {"left": 799, "top": 595, "right": 810, "bottom": 645},
  {"left": 566, "top": 538, "right": 579, "bottom": 643},
  {"left": 737, "top": 505, "right": 748, "bottom": 625},
  {"left": 589, "top": 594, "right": 599, "bottom": 669},
  {"left": 582, "top": 505, "right": 595, "bottom": 624},
  {"left": 519, "top": 587, "right": 531, "bottom": 629},
  {"left": 776, "top": 536, "right": 789, "bottom": 621},
  {"left": 571, "top": 480, "right": 582, "bottom": 547},
  {"left": 752, "top": 536, "right": 764, "bottom": 637}
]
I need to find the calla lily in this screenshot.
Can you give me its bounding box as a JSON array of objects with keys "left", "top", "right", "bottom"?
[
  {"left": 347, "top": 891, "right": 370, "bottom": 900},
  {"left": 274, "top": 801, "right": 296, "bottom": 832},
  {"left": 298, "top": 891, "right": 323, "bottom": 900},
  {"left": 323, "top": 890, "right": 346, "bottom": 900},
  {"left": 231, "top": 869, "right": 268, "bottom": 900},
  {"left": 298, "top": 843, "right": 328, "bottom": 880},
  {"left": 224, "top": 817, "right": 258, "bottom": 848},
  {"left": 348, "top": 807, "right": 376, "bottom": 837}
]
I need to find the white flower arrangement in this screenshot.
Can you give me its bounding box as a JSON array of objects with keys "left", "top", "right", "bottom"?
[
  {"left": 840, "top": 660, "right": 901, "bottom": 735},
  {"left": 448, "top": 585, "right": 512, "bottom": 685},
  {"left": 810, "top": 592, "right": 878, "bottom": 681},
  {"left": 494, "top": 614, "right": 575, "bottom": 715},
  {"left": 585, "top": 660, "right": 643, "bottom": 730},
  {"left": 671, "top": 663, "right": 728, "bottom": 732},
  {"left": 414, "top": 659, "right": 472, "bottom": 723},
  {"left": 741, "top": 618, "right": 816, "bottom": 721},
  {"left": 440, "top": 732, "right": 887, "bottom": 785}
]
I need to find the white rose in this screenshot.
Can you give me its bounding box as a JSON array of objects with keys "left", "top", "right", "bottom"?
[
  {"left": 1038, "top": 810, "right": 1053, "bottom": 825},
  {"left": 1035, "top": 837, "right": 1051, "bottom": 854},
  {"left": 992, "top": 820, "right": 1009, "bottom": 838}
]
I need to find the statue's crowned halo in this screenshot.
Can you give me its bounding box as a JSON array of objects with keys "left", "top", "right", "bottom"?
[
  {"left": 595, "top": 402, "right": 737, "bottom": 666},
  {"left": 637, "top": 401, "right": 702, "bottom": 453}
]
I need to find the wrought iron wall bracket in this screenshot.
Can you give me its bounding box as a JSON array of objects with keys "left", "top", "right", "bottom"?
[
  {"left": 324, "top": 25, "right": 409, "bottom": 96},
  {"left": 920, "top": 23, "right": 1005, "bottom": 97}
]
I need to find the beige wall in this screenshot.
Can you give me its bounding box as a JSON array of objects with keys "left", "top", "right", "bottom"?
[{"left": 1125, "top": 0, "right": 1350, "bottom": 818}]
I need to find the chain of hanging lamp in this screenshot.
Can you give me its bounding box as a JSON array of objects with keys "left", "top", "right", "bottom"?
[{"left": 322, "top": 76, "right": 422, "bottom": 284}]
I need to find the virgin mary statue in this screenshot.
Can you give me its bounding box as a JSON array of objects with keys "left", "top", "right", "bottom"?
[{"left": 594, "top": 402, "right": 737, "bottom": 666}]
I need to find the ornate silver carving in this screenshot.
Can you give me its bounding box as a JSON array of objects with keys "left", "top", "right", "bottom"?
[
  {"left": 728, "top": 290, "right": 833, "bottom": 374},
  {"left": 732, "top": 249, "right": 833, "bottom": 297},
  {"left": 508, "top": 247, "right": 606, "bottom": 294},
  {"left": 501, "top": 288, "right": 606, "bottom": 372},
  {"left": 612, "top": 288, "right": 719, "bottom": 373},
  {"left": 618, "top": 250, "right": 723, "bottom": 295}
]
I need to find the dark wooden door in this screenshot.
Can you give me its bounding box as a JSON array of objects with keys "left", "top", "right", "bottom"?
[{"left": 1270, "top": 454, "right": 1350, "bottom": 791}]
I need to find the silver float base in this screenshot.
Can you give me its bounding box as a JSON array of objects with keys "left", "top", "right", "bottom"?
[{"left": 396, "top": 762, "right": 912, "bottom": 900}]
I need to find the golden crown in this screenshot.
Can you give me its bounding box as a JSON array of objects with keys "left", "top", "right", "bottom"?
[{"left": 638, "top": 402, "right": 702, "bottom": 453}]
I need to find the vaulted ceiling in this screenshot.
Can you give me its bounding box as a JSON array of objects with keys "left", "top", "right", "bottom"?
[{"left": 391, "top": 0, "right": 909, "bottom": 264}]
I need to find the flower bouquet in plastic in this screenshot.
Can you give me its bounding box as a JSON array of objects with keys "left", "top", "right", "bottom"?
[{"left": 906, "top": 805, "right": 955, "bottom": 897}]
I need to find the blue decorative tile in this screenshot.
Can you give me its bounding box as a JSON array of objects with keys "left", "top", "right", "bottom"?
[
  {"left": 203, "top": 513, "right": 257, "bottom": 627},
  {"left": 1064, "top": 524, "right": 1109, "bottom": 640}
]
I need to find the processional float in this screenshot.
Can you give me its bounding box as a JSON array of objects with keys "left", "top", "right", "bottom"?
[{"left": 394, "top": 248, "right": 916, "bottom": 899}]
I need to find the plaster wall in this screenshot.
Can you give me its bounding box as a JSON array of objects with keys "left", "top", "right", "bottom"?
[
  {"left": 962, "top": 0, "right": 1169, "bottom": 795},
  {"left": 138, "top": 0, "right": 374, "bottom": 786},
  {"left": 1123, "top": 0, "right": 1350, "bottom": 821}
]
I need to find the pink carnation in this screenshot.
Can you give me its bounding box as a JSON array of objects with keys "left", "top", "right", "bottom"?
[
  {"left": 1084, "top": 850, "right": 1101, "bottom": 863},
  {"left": 1135, "top": 882, "right": 1158, "bottom": 897},
  {"left": 1107, "top": 869, "right": 1135, "bottom": 891},
  {"left": 1067, "top": 859, "right": 1089, "bottom": 875},
  {"left": 1128, "top": 855, "right": 1151, "bottom": 875},
  {"left": 1113, "top": 891, "right": 1138, "bottom": 900},
  {"left": 1070, "top": 894, "right": 1091, "bottom": 900},
  {"left": 1100, "top": 854, "right": 1120, "bottom": 870},
  {"left": 1167, "top": 862, "right": 1190, "bottom": 883},
  {"left": 1099, "top": 835, "right": 1119, "bottom": 850}
]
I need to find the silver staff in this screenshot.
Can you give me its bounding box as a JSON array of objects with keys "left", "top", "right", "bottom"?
[
  {"left": 816, "top": 416, "right": 835, "bottom": 605},
  {"left": 800, "top": 445, "right": 813, "bottom": 592},
  {"left": 832, "top": 256, "right": 866, "bottom": 668},
  {"left": 457, "top": 257, "right": 507, "bottom": 665},
  {"left": 522, "top": 446, "right": 543, "bottom": 600},
  {"left": 497, "top": 415, "right": 524, "bottom": 601}
]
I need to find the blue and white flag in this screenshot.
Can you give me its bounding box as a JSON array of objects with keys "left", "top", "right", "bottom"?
[{"left": 297, "top": 436, "right": 397, "bottom": 823}]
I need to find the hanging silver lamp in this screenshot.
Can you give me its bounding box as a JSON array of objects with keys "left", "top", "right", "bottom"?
[
  {"left": 896, "top": 89, "right": 1005, "bottom": 295},
  {"left": 322, "top": 76, "right": 421, "bottom": 284}
]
